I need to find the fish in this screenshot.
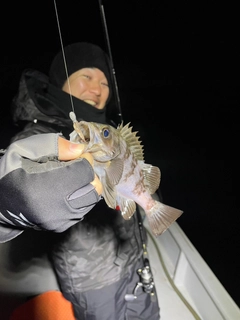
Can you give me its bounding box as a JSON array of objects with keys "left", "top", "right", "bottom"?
[{"left": 69, "top": 111, "right": 183, "bottom": 236}]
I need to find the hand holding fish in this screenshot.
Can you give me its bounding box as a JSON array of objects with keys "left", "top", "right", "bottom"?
[
  {"left": 58, "top": 136, "right": 103, "bottom": 195},
  {"left": 69, "top": 112, "right": 183, "bottom": 237},
  {"left": 58, "top": 136, "right": 86, "bottom": 160}
]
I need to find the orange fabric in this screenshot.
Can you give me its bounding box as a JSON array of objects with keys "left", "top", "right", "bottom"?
[{"left": 9, "top": 290, "right": 75, "bottom": 320}]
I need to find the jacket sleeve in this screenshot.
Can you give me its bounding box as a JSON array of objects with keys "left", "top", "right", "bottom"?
[{"left": 0, "top": 133, "right": 101, "bottom": 239}]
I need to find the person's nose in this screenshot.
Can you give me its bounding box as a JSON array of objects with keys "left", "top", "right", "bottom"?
[{"left": 89, "top": 80, "right": 101, "bottom": 95}]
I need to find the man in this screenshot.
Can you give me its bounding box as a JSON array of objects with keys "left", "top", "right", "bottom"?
[{"left": 1, "top": 42, "right": 160, "bottom": 319}]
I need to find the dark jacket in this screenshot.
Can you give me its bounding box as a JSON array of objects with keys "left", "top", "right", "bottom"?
[{"left": 11, "top": 69, "right": 144, "bottom": 292}]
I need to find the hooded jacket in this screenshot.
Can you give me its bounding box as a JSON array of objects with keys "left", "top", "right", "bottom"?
[{"left": 10, "top": 68, "right": 144, "bottom": 292}]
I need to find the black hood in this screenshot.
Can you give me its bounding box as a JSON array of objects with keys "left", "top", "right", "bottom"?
[{"left": 11, "top": 69, "right": 111, "bottom": 136}]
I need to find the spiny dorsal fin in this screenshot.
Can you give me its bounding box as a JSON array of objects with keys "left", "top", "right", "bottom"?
[{"left": 118, "top": 122, "right": 144, "bottom": 161}]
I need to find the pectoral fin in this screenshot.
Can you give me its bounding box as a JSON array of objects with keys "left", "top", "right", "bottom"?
[
  {"left": 100, "top": 175, "right": 117, "bottom": 209},
  {"left": 105, "top": 158, "right": 124, "bottom": 185},
  {"left": 100, "top": 158, "right": 124, "bottom": 209}
]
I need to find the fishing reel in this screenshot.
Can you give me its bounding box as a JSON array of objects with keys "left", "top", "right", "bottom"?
[{"left": 125, "top": 260, "right": 156, "bottom": 302}]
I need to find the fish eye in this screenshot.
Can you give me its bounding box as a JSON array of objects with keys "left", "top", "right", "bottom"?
[{"left": 102, "top": 128, "right": 110, "bottom": 138}]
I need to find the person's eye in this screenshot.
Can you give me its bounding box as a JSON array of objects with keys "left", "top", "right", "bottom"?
[
  {"left": 101, "top": 82, "right": 109, "bottom": 87},
  {"left": 83, "top": 74, "right": 91, "bottom": 79}
]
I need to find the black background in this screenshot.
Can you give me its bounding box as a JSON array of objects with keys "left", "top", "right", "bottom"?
[{"left": 1, "top": 0, "right": 239, "bottom": 307}]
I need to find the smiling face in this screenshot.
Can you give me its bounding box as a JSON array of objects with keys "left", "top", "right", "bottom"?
[{"left": 62, "top": 67, "right": 110, "bottom": 110}]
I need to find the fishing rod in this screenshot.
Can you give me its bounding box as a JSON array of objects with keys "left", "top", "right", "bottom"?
[
  {"left": 97, "top": 0, "right": 157, "bottom": 302},
  {"left": 97, "top": 0, "right": 123, "bottom": 124}
]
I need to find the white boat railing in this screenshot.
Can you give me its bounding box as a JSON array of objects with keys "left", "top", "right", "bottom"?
[{"left": 144, "top": 219, "right": 240, "bottom": 320}]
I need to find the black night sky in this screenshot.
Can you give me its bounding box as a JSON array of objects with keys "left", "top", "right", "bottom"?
[{"left": 1, "top": 0, "right": 239, "bottom": 307}]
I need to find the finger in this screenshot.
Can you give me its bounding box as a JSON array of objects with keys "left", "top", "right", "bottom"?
[
  {"left": 78, "top": 152, "right": 94, "bottom": 166},
  {"left": 77, "top": 154, "right": 102, "bottom": 194},
  {"left": 90, "top": 174, "right": 103, "bottom": 195},
  {"left": 58, "top": 137, "right": 85, "bottom": 160}
]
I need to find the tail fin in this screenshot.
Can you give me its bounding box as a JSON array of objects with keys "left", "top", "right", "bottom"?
[{"left": 146, "top": 201, "right": 183, "bottom": 236}]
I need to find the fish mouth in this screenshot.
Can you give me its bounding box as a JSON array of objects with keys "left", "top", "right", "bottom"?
[
  {"left": 75, "top": 122, "right": 91, "bottom": 144},
  {"left": 74, "top": 122, "right": 102, "bottom": 153}
]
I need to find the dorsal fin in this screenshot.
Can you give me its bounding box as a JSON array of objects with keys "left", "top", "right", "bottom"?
[{"left": 118, "top": 122, "right": 144, "bottom": 161}]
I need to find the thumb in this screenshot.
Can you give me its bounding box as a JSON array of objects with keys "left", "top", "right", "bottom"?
[{"left": 58, "top": 136, "right": 85, "bottom": 160}]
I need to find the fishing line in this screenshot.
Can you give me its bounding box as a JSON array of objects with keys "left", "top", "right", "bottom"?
[{"left": 53, "top": 0, "right": 75, "bottom": 115}]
